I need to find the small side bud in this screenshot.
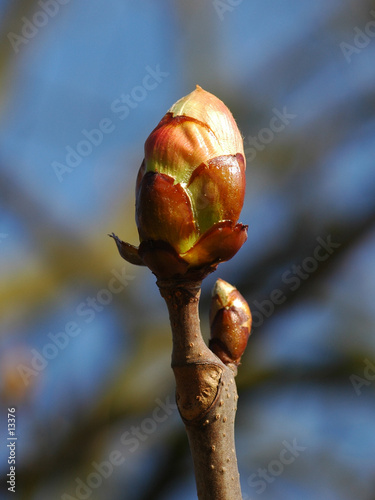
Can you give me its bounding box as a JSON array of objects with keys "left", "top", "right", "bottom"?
[{"left": 209, "top": 278, "right": 251, "bottom": 366}]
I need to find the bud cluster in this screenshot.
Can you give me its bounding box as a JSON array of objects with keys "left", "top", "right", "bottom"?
[{"left": 111, "top": 85, "right": 247, "bottom": 279}]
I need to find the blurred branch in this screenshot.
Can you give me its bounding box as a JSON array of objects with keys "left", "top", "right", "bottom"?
[
  {"left": 0, "top": 0, "right": 43, "bottom": 98},
  {"left": 136, "top": 431, "right": 189, "bottom": 500},
  {"left": 230, "top": 210, "right": 375, "bottom": 308},
  {"left": 14, "top": 355, "right": 370, "bottom": 499},
  {"left": 0, "top": 167, "right": 138, "bottom": 322}
]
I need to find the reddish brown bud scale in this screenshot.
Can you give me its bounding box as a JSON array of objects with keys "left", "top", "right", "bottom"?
[
  {"left": 187, "top": 154, "right": 245, "bottom": 234},
  {"left": 209, "top": 279, "right": 251, "bottom": 366},
  {"left": 136, "top": 171, "right": 196, "bottom": 254}
]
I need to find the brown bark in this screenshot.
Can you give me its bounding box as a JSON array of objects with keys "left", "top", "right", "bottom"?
[{"left": 157, "top": 279, "right": 242, "bottom": 500}]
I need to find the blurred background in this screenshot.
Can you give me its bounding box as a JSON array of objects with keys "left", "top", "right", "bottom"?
[{"left": 0, "top": 0, "right": 375, "bottom": 499}]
